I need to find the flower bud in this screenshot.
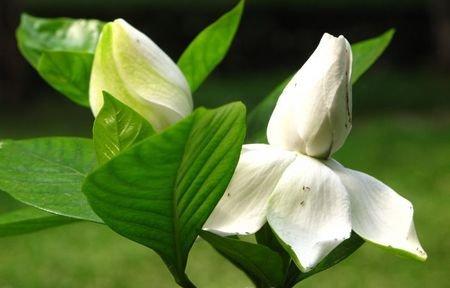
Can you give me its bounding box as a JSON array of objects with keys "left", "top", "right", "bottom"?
[
  {"left": 89, "top": 19, "right": 193, "bottom": 131},
  {"left": 267, "top": 33, "right": 352, "bottom": 158}
]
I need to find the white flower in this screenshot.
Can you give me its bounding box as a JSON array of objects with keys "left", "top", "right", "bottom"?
[
  {"left": 204, "top": 33, "right": 427, "bottom": 272},
  {"left": 89, "top": 19, "right": 193, "bottom": 131},
  {"left": 268, "top": 33, "right": 352, "bottom": 159}
]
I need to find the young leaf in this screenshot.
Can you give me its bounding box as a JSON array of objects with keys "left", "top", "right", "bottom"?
[
  {"left": 246, "top": 29, "right": 395, "bottom": 143},
  {"left": 351, "top": 29, "right": 395, "bottom": 84},
  {"left": 200, "top": 231, "right": 285, "bottom": 288},
  {"left": 0, "top": 137, "right": 101, "bottom": 222},
  {"left": 83, "top": 102, "right": 246, "bottom": 287},
  {"left": 37, "top": 51, "right": 94, "bottom": 106},
  {"left": 93, "top": 92, "right": 155, "bottom": 164},
  {"left": 177, "top": 0, "right": 244, "bottom": 92},
  {"left": 0, "top": 207, "right": 77, "bottom": 237},
  {"left": 16, "top": 14, "right": 104, "bottom": 106},
  {"left": 255, "top": 223, "right": 290, "bottom": 261}
]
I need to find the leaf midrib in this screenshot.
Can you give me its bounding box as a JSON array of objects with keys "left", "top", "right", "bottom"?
[
  {"left": 177, "top": 113, "right": 239, "bottom": 221},
  {"left": 170, "top": 116, "right": 196, "bottom": 271}
]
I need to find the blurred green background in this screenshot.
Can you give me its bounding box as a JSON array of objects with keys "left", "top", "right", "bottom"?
[{"left": 0, "top": 0, "right": 449, "bottom": 287}]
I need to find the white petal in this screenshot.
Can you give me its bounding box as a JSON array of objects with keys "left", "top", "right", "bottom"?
[
  {"left": 267, "top": 154, "right": 352, "bottom": 272},
  {"left": 267, "top": 33, "right": 352, "bottom": 158},
  {"left": 327, "top": 159, "right": 427, "bottom": 260},
  {"left": 203, "top": 144, "right": 296, "bottom": 236},
  {"left": 90, "top": 19, "right": 192, "bottom": 131}
]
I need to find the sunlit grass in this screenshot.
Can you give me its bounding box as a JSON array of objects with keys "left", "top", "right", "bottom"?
[{"left": 0, "top": 111, "right": 448, "bottom": 287}]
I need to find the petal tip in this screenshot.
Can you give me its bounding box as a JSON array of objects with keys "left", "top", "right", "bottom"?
[
  {"left": 112, "top": 18, "right": 129, "bottom": 30},
  {"left": 392, "top": 243, "right": 428, "bottom": 262}
]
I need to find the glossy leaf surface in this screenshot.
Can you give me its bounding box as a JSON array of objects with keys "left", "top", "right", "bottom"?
[
  {"left": 93, "top": 92, "right": 155, "bottom": 164},
  {"left": 16, "top": 14, "right": 104, "bottom": 106},
  {"left": 0, "top": 137, "right": 101, "bottom": 222}
]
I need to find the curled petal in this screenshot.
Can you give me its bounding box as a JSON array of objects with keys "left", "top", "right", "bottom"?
[
  {"left": 267, "top": 33, "right": 352, "bottom": 158},
  {"left": 90, "top": 19, "right": 192, "bottom": 131},
  {"left": 203, "top": 144, "right": 296, "bottom": 236},
  {"left": 327, "top": 159, "right": 427, "bottom": 261},
  {"left": 267, "top": 154, "right": 352, "bottom": 272}
]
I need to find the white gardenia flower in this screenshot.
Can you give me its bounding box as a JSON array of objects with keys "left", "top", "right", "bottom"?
[
  {"left": 268, "top": 33, "right": 353, "bottom": 158},
  {"left": 204, "top": 33, "right": 427, "bottom": 272},
  {"left": 90, "top": 19, "right": 193, "bottom": 131}
]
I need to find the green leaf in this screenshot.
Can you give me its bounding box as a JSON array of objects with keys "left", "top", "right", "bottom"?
[
  {"left": 37, "top": 51, "right": 94, "bottom": 106},
  {"left": 177, "top": 0, "right": 244, "bottom": 92},
  {"left": 246, "top": 29, "right": 395, "bottom": 143},
  {"left": 351, "top": 29, "right": 395, "bottom": 84},
  {"left": 93, "top": 92, "right": 155, "bottom": 165},
  {"left": 0, "top": 207, "right": 77, "bottom": 237},
  {"left": 200, "top": 231, "right": 285, "bottom": 288},
  {"left": 83, "top": 103, "right": 246, "bottom": 287},
  {"left": 285, "top": 232, "right": 365, "bottom": 286},
  {"left": 16, "top": 13, "right": 103, "bottom": 67},
  {"left": 16, "top": 13, "right": 104, "bottom": 106},
  {"left": 0, "top": 137, "right": 101, "bottom": 222},
  {"left": 255, "top": 223, "right": 290, "bottom": 261}
]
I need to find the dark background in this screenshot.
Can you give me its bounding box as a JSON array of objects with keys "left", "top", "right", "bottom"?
[
  {"left": 1, "top": 0, "right": 450, "bottom": 116},
  {"left": 0, "top": 1, "right": 449, "bottom": 287}
]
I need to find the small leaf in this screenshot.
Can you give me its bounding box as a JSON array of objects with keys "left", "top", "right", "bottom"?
[
  {"left": 351, "top": 29, "right": 395, "bottom": 84},
  {"left": 37, "top": 51, "right": 94, "bottom": 107},
  {"left": 0, "top": 207, "right": 77, "bottom": 237},
  {"left": 0, "top": 137, "right": 101, "bottom": 222},
  {"left": 83, "top": 103, "right": 246, "bottom": 287},
  {"left": 93, "top": 92, "right": 155, "bottom": 165},
  {"left": 246, "top": 29, "right": 395, "bottom": 144},
  {"left": 255, "top": 223, "right": 290, "bottom": 262},
  {"left": 178, "top": 0, "right": 244, "bottom": 92},
  {"left": 16, "top": 14, "right": 104, "bottom": 106},
  {"left": 200, "top": 230, "right": 285, "bottom": 288}
]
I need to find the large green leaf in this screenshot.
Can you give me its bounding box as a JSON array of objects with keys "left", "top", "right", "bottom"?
[
  {"left": 16, "top": 14, "right": 104, "bottom": 106},
  {"left": 177, "top": 0, "right": 244, "bottom": 92},
  {"left": 0, "top": 137, "right": 101, "bottom": 222},
  {"left": 16, "top": 14, "right": 103, "bottom": 66},
  {"left": 246, "top": 29, "right": 395, "bottom": 143},
  {"left": 37, "top": 51, "right": 94, "bottom": 106},
  {"left": 200, "top": 231, "right": 285, "bottom": 288},
  {"left": 83, "top": 103, "right": 246, "bottom": 287},
  {"left": 0, "top": 207, "right": 77, "bottom": 237},
  {"left": 93, "top": 92, "right": 155, "bottom": 165}
]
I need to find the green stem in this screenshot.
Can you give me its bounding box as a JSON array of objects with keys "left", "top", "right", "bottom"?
[
  {"left": 175, "top": 273, "right": 196, "bottom": 288},
  {"left": 282, "top": 261, "right": 302, "bottom": 288}
]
